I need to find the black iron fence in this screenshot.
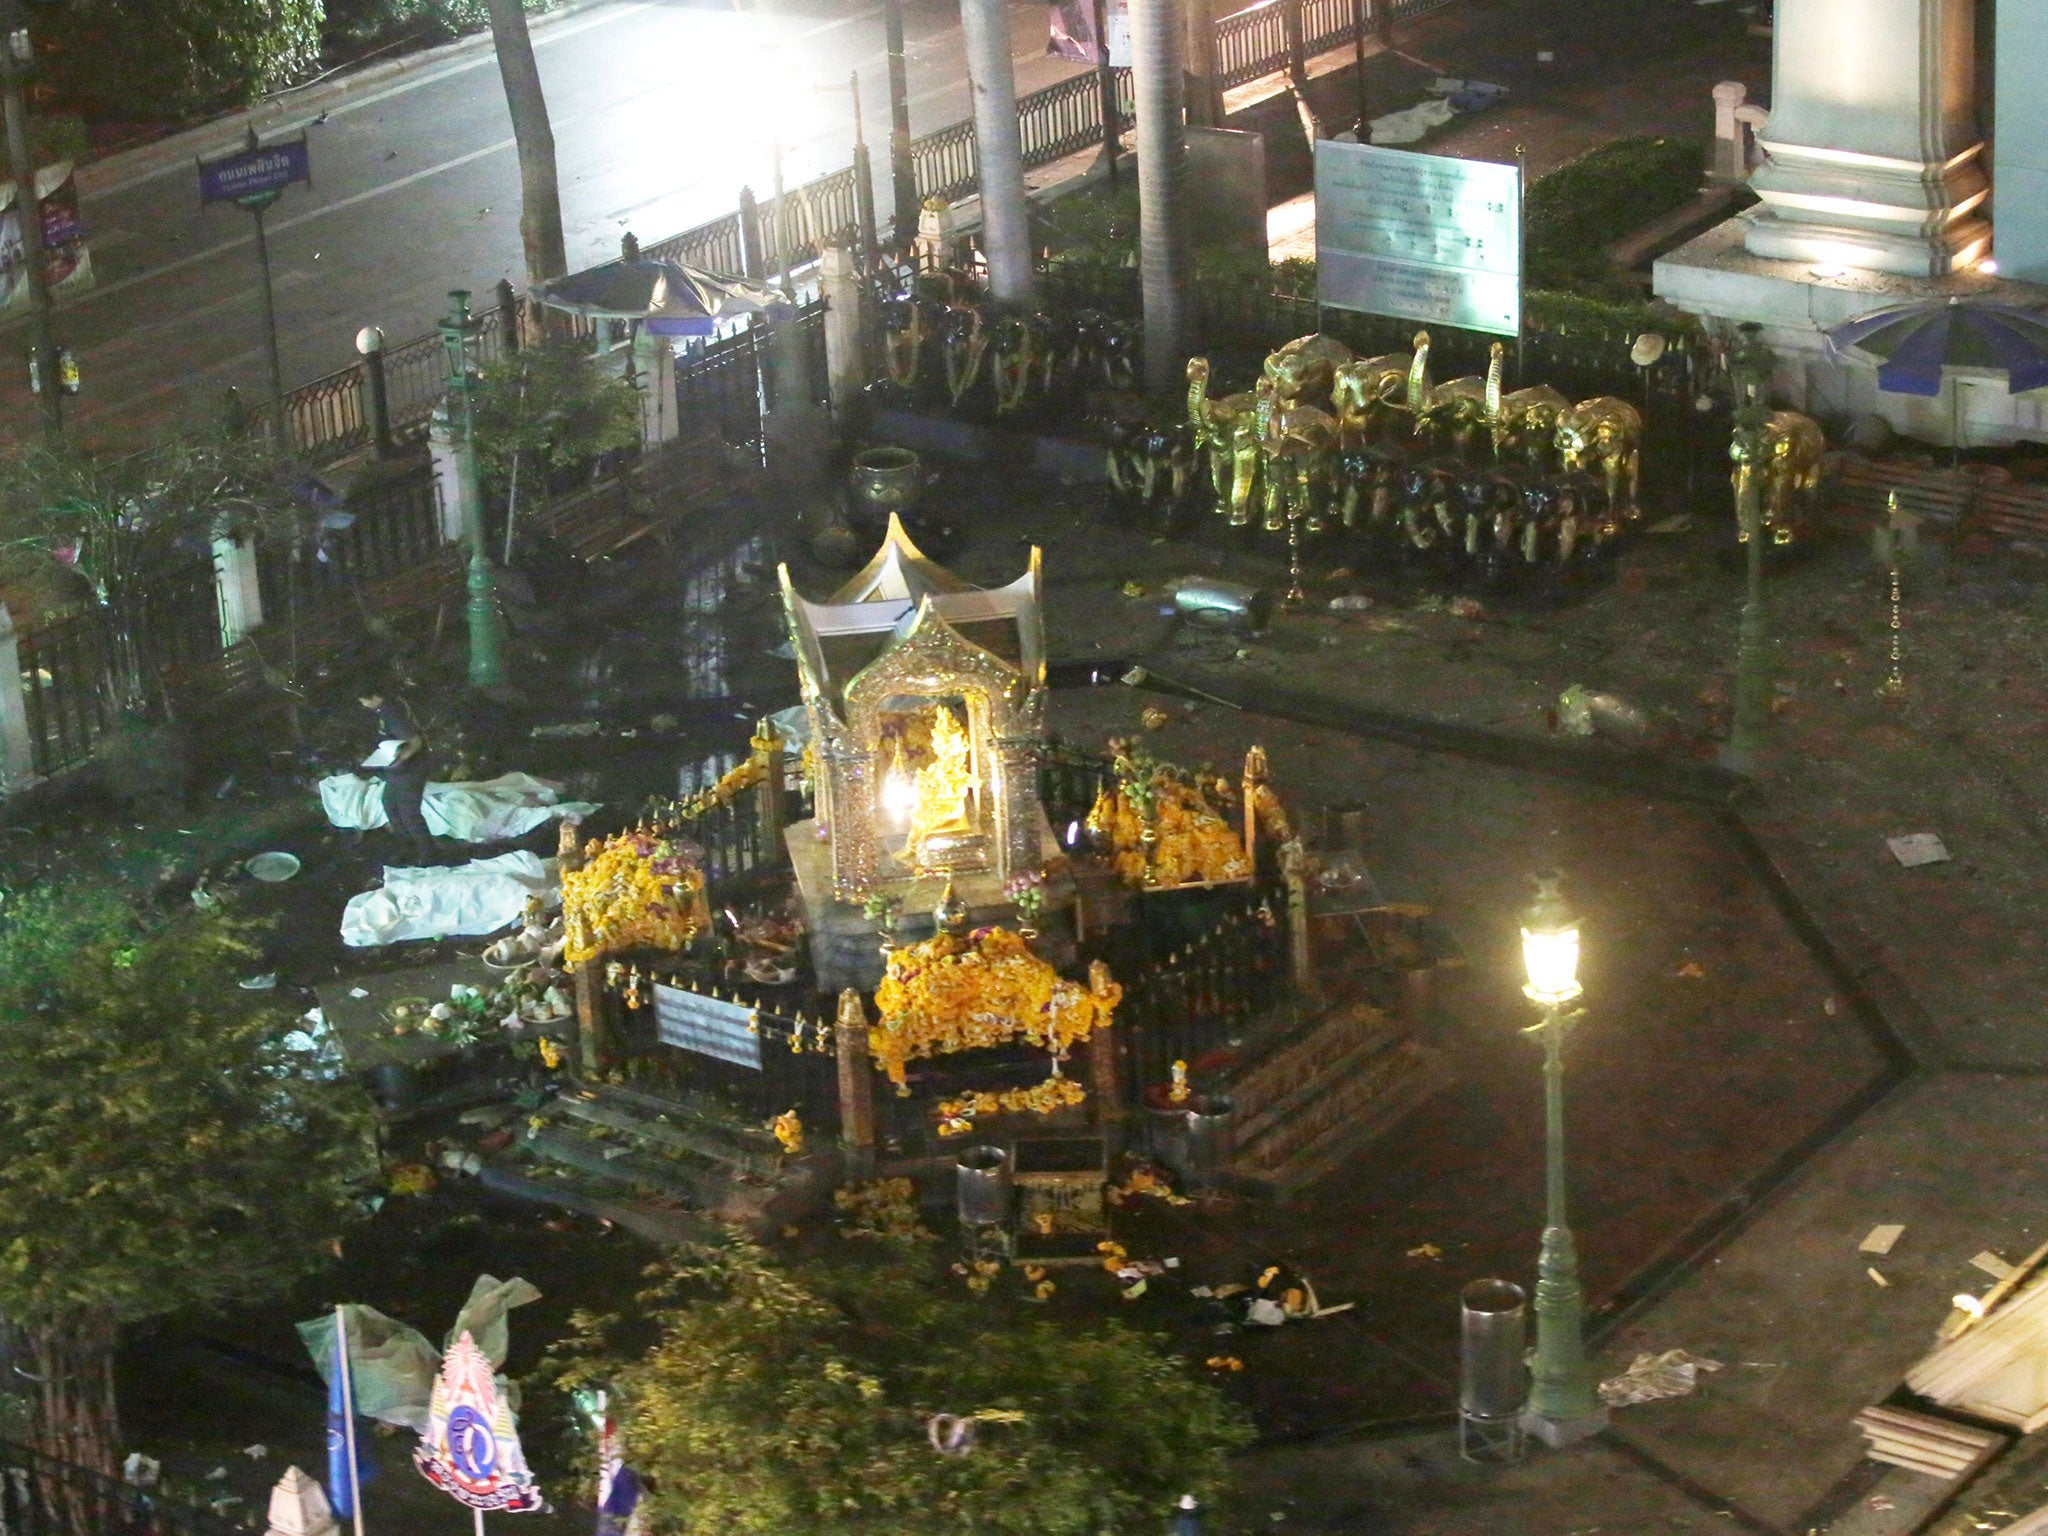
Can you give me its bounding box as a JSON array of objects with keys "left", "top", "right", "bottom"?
[
  {"left": 1115, "top": 900, "right": 1287, "bottom": 1105},
  {"left": 15, "top": 610, "right": 114, "bottom": 779},
  {"left": 254, "top": 468, "right": 444, "bottom": 628},
  {"left": 0, "top": 1442, "right": 249, "bottom": 1536}
]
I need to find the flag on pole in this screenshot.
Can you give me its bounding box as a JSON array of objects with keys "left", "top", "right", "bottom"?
[
  {"left": 414, "top": 1332, "right": 544, "bottom": 1513},
  {"left": 594, "top": 1407, "right": 642, "bottom": 1536},
  {"left": 325, "top": 1321, "right": 376, "bottom": 1520}
]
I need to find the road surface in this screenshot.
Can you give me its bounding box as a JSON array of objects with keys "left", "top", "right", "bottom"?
[{"left": 4, "top": 0, "right": 1089, "bottom": 446}]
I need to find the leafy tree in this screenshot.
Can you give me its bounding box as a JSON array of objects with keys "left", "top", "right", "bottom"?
[
  {"left": 0, "top": 883, "right": 372, "bottom": 1479},
  {"left": 544, "top": 1242, "right": 1253, "bottom": 1535},
  {"left": 323, "top": 0, "right": 550, "bottom": 53},
  {"left": 40, "top": 0, "right": 324, "bottom": 121},
  {"left": 470, "top": 335, "right": 641, "bottom": 491}
]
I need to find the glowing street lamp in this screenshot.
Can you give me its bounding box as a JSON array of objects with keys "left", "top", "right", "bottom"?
[{"left": 1518, "top": 870, "right": 1606, "bottom": 1446}]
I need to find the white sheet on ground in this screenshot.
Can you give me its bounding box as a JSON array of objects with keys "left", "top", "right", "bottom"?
[
  {"left": 340, "top": 852, "right": 559, "bottom": 948},
  {"left": 319, "top": 772, "right": 599, "bottom": 842}
]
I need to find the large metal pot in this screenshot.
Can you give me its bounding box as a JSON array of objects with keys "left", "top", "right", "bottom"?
[
  {"left": 848, "top": 446, "right": 923, "bottom": 534},
  {"left": 955, "top": 1143, "right": 1013, "bottom": 1228}
]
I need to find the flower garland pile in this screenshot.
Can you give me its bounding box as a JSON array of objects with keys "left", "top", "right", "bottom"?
[
  {"left": 1087, "top": 740, "right": 1250, "bottom": 889},
  {"left": 561, "top": 830, "right": 707, "bottom": 964},
  {"left": 870, "top": 926, "right": 1120, "bottom": 1092},
  {"left": 936, "top": 1075, "right": 1087, "bottom": 1135}
]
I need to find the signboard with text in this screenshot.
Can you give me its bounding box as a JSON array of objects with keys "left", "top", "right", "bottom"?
[
  {"left": 199, "top": 137, "right": 310, "bottom": 208},
  {"left": 653, "top": 984, "right": 763, "bottom": 1070},
  {"left": 0, "top": 162, "right": 94, "bottom": 316},
  {"left": 1314, "top": 141, "right": 1521, "bottom": 338}
]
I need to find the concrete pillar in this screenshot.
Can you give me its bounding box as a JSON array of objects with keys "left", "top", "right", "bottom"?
[
  {"left": 959, "top": 0, "right": 1036, "bottom": 305},
  {"left": 0, "top": 603, "right": 35, "bottom": 792},
  {"left": 212, "top": 534, "right": 264, "bottom": 645},
  {"left": 1995, "top": 2, "right": 2048, "bottom": 281},
  {"left": 429, "top": 400, "right": 470, "bottom": 545},
  {"left": 1132, "top": 0, "right": 1191, "bottom": 395},
  {"left": 1710, "top": 82, "right": 1750, "bottom": 184},
  {"left": 265, "top": 1468, "right": 338, "bottom": 1536},
  {"left": 634, "top": 328, "right": 678, "bottom": 447},
  {"left": 1743, "top": 0, "right": 1988, "bottom": 276},
  {"left": 835, "top": 989, "right": 877, "bottom": 1177},
  {"left": 819, "top": 244, "right": 871, "bottom": 417}
]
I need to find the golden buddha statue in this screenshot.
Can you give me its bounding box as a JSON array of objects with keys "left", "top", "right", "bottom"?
[{"left": 906, "top": 705, "right": 980, "bottom": 867}]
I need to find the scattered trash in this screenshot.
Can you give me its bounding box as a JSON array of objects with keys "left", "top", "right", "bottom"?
[
  {"left": 1675, "top": 960, "right": 1706, "bottom": 979},
  {"left": 1140, "top": 706, "right": 1173, "bottom": 730},
  {"left": 1868, "top": 1267, "right": 1890, "bottom": 1288},
  {"left": 239, "top": 973, "right": 278, "bottom": 990},
  {"left": 1867, "top": 1496, "right": 1895, "bottom": 1513},
  {"left": 1446, "top": 596, "right": 1484, "bottom": 620},
  {"left": 1120, "top": 581, "right": 1148, "bottom": 599},
  {"left": 1205, "top": 1355, "right": 1245, "bottom": 1371},
  {"left": 241, "top": 1445, "right": 268, "bottom": 1459},
  {"left": 1407, "top": 1243, "right": 1443, "bottom": 1260},
  {"left": 1328, "top": 594, "right": 1374, "bottom": 611},
  {"left": 1167, "top": 576, "right": 1270, "bottom": 630},
  {"left": 245, "top": 851, "right": 302, "bottom": 883},
  {"left": 1598, "top": 1349, "right": 1723, "bottom": 1407},
  {"left": 1888, "top": 833, "right": 1951, "bottom": 868},
  {"left": 123, "top": 1454, "right": 160, "bottom": 1489},
  {"left": 205, "top": 1467, "right": 228, "bottom": 1481},
  {"left": 1972, "top": 1251, "right": 2018, "bottom": 1280},
  {"left": 1556, "top": 685, "right": 1659, "bottom": 745},
  {"left": 1644, "top": 513, "right": 1695, "bottom": 535},
  {"left": 1121, "top": 665, "right": 1149, "bottom": 686},
  {"left": 1164, "top": 1256, "right": 1181, "bottom": 1269},
  {"left": 1191, "top": 1285, "right": 1214, "bottom": 1298},
  {"left": 1860, "top": 1224, "right": 1906, "bottom": 1256},
  {"left": 530, "top": 721, "right": 604, "bottom": 738},
  {"left": 349, "top": 986, "right": 370, "bottom": 999},
  {"left": 1246, "top": 1298, "right": 1288, "bottom": 1326}
]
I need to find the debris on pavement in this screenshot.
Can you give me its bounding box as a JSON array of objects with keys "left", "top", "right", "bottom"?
[
  {"left": 1887, "top": 833, "right": 1952, "bottom": 868},
  {"left": 1868, "top": 1267, "right": 1891, "bottom": 1287},
  {"left": 1328, "top": 594, "right": 1373, "bottom": 611},
  {"left": 1140, "top": 707, "right": 1172, "bottom": 730},
  {"left": 1407, "top": 1243, "right": 1443, "bottom": 1260},
  {"left": 1973, "top": 1251, "right": 2019, "bottom": 1280},
  {"left": 1598, "top": 1349, "right": 1724, "bottom": 1407},
  {"left": 1675, "top": 959, "right": 1706, "bottom": 979},
  {"left": 123, "top": 1454, "right": 160, "bottom": 1488},
  {"left": 1446, "top": 596, "right": 1484, "bottom": 620},
  {"left": 1860, "top": 1224, "right": 1906, "bottom": 1255}
]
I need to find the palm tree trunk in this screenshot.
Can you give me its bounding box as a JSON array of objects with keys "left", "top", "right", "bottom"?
[
  {"left": 484, "top": 0, "right": 568, "bottom": 285},
  {"left": 2, "top": 1313, "right": 121, "bottom": 1486},
  {"left": 959, "top": 0, "right": 1036, "bottom": 306},
  {"left": 1131, "top": 0, "right": 1191, "bottom": 396}
]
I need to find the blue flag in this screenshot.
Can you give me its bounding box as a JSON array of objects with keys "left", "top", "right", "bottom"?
[{"left": 326, "top": 1322, "right": 375, "bottom": 1519}]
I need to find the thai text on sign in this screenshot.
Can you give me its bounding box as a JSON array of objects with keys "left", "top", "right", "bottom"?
[{"left": 653, "top": 983, "right": 764, "bottom": 1070}]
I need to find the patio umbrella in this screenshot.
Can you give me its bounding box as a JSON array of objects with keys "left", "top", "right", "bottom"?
[
  {"left": 1824, "top": 295, "right": 2048, "bottom": 454},
  {"left": 532, "top": 251, "right": 789, "bottom": 336}
]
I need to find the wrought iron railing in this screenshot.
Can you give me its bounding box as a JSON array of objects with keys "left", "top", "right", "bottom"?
[
  {"left": 0, "top": 1440, "right": 250, "bottom": 1536},
  {"left": 1116, "top": 901, "right": 1286, "bottom": 1105},
  {"left": 15, "top": 610, "right": 113, "bottom": 779}
]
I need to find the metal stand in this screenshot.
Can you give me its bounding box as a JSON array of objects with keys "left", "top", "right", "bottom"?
[
  {"left": 1283, "top": 511, "right": 1309, "bottom": 608},
  {"left": 1458, "top": 1412, "right": 1526, "bottom": 1465}
]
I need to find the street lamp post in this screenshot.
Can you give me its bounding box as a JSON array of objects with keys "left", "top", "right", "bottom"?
[
  {"left": 438, "top": 290, "right": 504, "bottom": 690},
  {"left": 0, "top": 1, "right": 62, "bottom": 438},
  {"left": 1518, "top": 870, "right": 1607, "bottom": 1448},
  {"left": 1724, "top": 323, "right": 1777, "bottom": 775}
]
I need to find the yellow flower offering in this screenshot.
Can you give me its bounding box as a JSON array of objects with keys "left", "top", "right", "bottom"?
[
  {"left": 1087, "top": 743, "right": 1251, "bottom": 890},
  {"left": 769, "top": 1109, "right": 804, "bottom": 1155},
  {"left": 561, "top": 829, "right": 708, "bottom": 964},
  {"left": 870, "top": 926, "right": 1119, "bottom": 1090}
]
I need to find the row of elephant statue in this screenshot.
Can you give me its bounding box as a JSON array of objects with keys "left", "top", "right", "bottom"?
[{"left": 876, "top": 275, "right": 1140, "bottom": 413}]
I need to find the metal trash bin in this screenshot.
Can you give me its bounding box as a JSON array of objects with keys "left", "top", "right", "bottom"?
[
  {"left": 955, "top": 1144, "right": 1013, "bottom": 1229},
  {"left": 1182, "top": 1095, "right": 1236, "bottom": 1188},
  {"left": 1458, "top": 1278, "right": 1528, "bottom": 1464}
]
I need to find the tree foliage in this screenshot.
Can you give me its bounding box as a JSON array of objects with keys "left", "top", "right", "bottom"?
[
  {"left": 470, "top": 337, "right": 640, "bottom": 489},
  {"left": 323, "top": 0, "right": 550, "bottom": 53},
  {"left": 40, "top": 0, "right": 324, "bottom": 121},
  {"left": 0, "top": 883, "right": 372, "bottom": 1468},
  {"left": 544, "top": 1242, "right": 1253, "bottom": 1536}
]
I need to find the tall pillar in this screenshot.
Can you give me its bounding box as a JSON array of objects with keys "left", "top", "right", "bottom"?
[
  {"left": 1131, "top": 0, "right": 1191, "bottom": 396},
  {"left": 0, "top": 604, "right": 36, "bottom": 792},
  {"left": 1995, "top": 1, "right": 2048, "bottom": 281},
  {"left": 428, "top": 401, "right": 470, "bottom": 545},
  {"left": 212, "top": 534, "right": 264, "bottom": 645},
  {"left": 819, "top": 244, "right": 872, "bottom": 415},
  {"left": 959, "top": 0, "right": 1036, "bottom": 305},
  {"left": 634, "top": 327, "right": 678, "bottom": 447},
  {"left": 1743, "top": 0, "right": 1988, "bottom": 276}
]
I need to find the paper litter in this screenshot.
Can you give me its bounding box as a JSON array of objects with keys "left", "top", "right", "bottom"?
[
  {"left": 1598, "top": 1349, "right": 1723, "bottom": 1407},
  {"left": 1860, "top": 1224, "right": 1906, "bottom": 1255},
  {"left": 1887, "top": 832, "right": 1951, "bottom": 868},
  {"left": 1972, "top": 1251, "right": 2019, "bottom": 1280}
]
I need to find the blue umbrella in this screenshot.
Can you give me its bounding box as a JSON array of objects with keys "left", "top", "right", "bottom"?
[
  {"left": 533, "top": 253, "right": 788, "bottom": 336},
  {"left": 1824, "top": 295, "right": 2048, "bottom": 397}
]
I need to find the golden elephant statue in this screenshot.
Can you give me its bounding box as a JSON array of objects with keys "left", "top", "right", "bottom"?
[
  {"left": 1424, "top": 341, "right": 1504, "bottom": 460},
  {"left": 1262, "top": 333, "right": 1354, "bottom": 406},
  {"left": 1492, "top": 382, "right": 1571, "bottom": 469},
  {"left": 1253, "top": 384, "right": 1339, "bottom": 533},
  {"left": 1332, "top": 337, "right": 1425, "bottom": 448},
  {"left": 1554, "top": 397, "right": 1644, "bottom": 520},
  {"left": 1729, "top": 410, "right": 1826, "bottom": 546},
  {"left": 1188, "top": 357, "right": 1260, "bottom": 521}
]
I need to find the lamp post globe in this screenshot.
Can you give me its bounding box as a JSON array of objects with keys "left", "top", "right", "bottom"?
[{"left": 1518, "top": 869, "right": 1606, "bottom": 1448}]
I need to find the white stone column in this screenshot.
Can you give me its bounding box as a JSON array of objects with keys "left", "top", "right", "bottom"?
[
  {"left": 1711, "top": 82, "right": 1751, "bottom": 184},
  {"left": 212, "top": 534, "right": 264, "bottom": 645},
  {"left": 1996, "top": 2, "right": 2048, "bottom": 282},
  {"left": 819, "top": 245, "right": 870, "bottom": 417},
  {"left": 635, "top": 328, "right": 678, "bottom": 447},
  {"left": 428, "top": 400, "right": 470, "bottom": 545},
  {"left": 1743, "top": 0, "right": 1989, "bottom": 276},
  {"left": 0, "top": 604, "right": 35, "bottom": 792}
]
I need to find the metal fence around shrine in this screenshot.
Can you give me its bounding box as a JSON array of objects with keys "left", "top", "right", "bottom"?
[
  {"left": 276, "top": 0, "right": 1462, "bottom": 463},
  {"left": 0, "top": 1440, "right": 247, "bottom": 1536}
]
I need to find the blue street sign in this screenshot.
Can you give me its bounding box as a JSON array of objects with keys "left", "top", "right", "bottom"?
[{"left": 199, "top": 137, "right": 310, "bottom": 208}]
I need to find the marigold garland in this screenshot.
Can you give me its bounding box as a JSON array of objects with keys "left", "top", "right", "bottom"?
[
  {"left": 870, "top": 926, "right": 1119, "bottom": 1091},
  {"left": 1087, "top": 745, "right": 1251, "bottom": 890},
  {"left": 561, "top": 830, "right": 708, "bottom": 964},
  {"left": 935, "top": 1074, "right": 1087, "bottom": 1134}
]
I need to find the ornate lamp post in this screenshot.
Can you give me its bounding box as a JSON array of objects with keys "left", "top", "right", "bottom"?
[
  {"left": 1518, "top": 870, "right": 1607, "bottom": 1447},
  {"left": 438, "top": 290, "right": 504, "bottom": 689},
  {"left": 1724, "top": 322, "right": 1776, "bottom": 774}
]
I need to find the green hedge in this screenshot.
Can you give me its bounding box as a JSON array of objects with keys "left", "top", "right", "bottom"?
[
  {"left": 40, "top": 0, "right": 324, "bottom": 121},
  {"left": 322, "top": 0, "right": 555, "bottom": 57},
  {"left": 1524, "top": 134, "right": 1708, "bottom": 296}
]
